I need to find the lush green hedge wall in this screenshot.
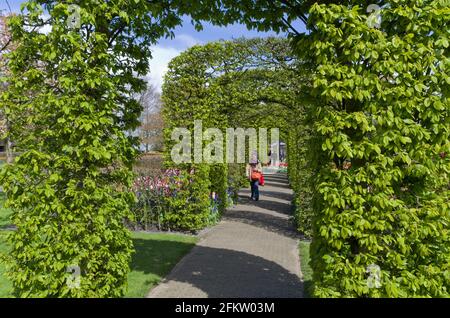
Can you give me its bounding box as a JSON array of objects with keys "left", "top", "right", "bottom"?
[
  {"left": 161, "top": 47, "right": 213, "bottom": 231},
  {"left": 227, "top": 163, "right": 248, "bottom": 202},
  {"left": 162, "top": 38, "right": 298, "bottom": 231},
  {"left": 209, "top": 164, "right": 229, "bottom": 214},
  {"left": 0, "top": 0, "right": 189, "bottom": 297},
  {"left": 162, "top": 165, "right": 211, "bottom": 232},
  {"left": 288, "top": 119, "right": 314, "bottom": 238},
  {"left": 295, "top": 2, "right": 450, "bottom": 297}
]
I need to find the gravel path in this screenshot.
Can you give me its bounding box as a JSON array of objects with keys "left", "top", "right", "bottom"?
[{"left": 147, "top": 172, "right": 303, "bottom": 298}]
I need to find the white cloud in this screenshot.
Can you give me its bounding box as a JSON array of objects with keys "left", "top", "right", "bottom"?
[
  {"left": 39, "top": 23, "right": 52, "bottom": 35},
  {"left": 147, "top": 46, "right": 182, "bottom": 92},
  {"left": 176, "top": 33, "right": 202, "bottom": 48},
  {"left": 146, "top": 34, "right": 202, "bottom": 92}
]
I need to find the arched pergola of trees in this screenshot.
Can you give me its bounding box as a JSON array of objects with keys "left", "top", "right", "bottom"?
[
  {"left": 1, "top": 0, "right": 448, "bottom": 298},
  {"left": 161, "top": 37, "right": 310, "bottom": 232}
]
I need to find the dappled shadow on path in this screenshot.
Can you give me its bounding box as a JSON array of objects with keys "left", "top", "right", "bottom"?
[
  {"left": 154, "top": 245, "right": 303, "bottom": 298},
  {"left": 264, "top": 174, "right": 289, "bottom": 182},
  {"left": 224, "top": 209, "right": 300, "bottom": 239},
  {"left": 259, "top": 190, "right": 293, "bottom": 202},
  {"left": 264, "top": 182, "right": 292, "bottom": 189},
  {"left": 237, "top": 194, "right": 291, "bottom": 213},
  {"left": 228, "top": 173, "right": 297, "bottom": 237},
  {"left": 255, "top": 199, "right": 292, "bottom": 215},
  {"left": 149, "top": 173, "right": 303, "bottom": 298}
]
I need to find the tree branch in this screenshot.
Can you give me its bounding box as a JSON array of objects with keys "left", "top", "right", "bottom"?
[
  {"left": 0, "top": 37, "right": 11, "bottom": 52},
  {"left": 276, "top": 0, "right": 309, "bottom": 27},
  {"left": 282, "top": 17, "right": 301, "bottom": 36}
]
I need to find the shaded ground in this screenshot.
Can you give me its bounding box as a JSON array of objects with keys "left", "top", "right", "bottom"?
[
  {"left": 126, "top": 232, "right": 198, "bottom": 298},
  {"left": 148, "top": 172, "right": 303, "bottom": 298},
  {"left": 0, "top": 230, "right": 197, "bottom": 298}
]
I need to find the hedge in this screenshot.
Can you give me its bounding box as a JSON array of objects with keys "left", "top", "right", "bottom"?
[{"left": 294, "top": 2, "right": 450, "bottom": 297}]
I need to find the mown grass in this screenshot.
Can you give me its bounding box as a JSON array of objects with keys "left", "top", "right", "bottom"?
[
  {"left": 0, "top": 193, "right": 12, "bottom": 229},
  {"left": 0, "top": 195, "right": 197, "bottom": 298},
  {"left": 299, "top": 240, "right": 313, "bottom": 298},
  {"left": 0, "top": 231, "right": 13, "bottom": 297},
  {"left": 125, "top": 232, "right": 197, "bottom": 298}
]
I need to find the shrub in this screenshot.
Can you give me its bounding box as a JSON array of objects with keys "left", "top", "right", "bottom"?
[
  {"left": 226, "top": 163, "right": 246, "bottom": 202},
  {"left": 162, "top": 165, "right": 211, "bottom": 232},
  {"left": 131, "top": 169, "right": 183, "bottom": 231},
  {"left": 0, "top": 0, "right": 185, "bottom": 297},
  {"left": 131, "top": 167, "right": 224, "bottom": 232},
  {"left": 295, "top": 2, "right": 450, "bottom": 297}
]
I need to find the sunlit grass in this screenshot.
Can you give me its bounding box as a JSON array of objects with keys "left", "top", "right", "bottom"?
[{"left": 0, "top": 230, "right": 197, "bottom": 298}]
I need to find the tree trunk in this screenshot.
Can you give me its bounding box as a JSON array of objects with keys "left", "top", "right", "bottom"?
[
  {"left": 5, "top": 137, "right": 13, "bottom": 164},
  {"left": 5, "top": 120, "right": 13, "bottom": 164}
]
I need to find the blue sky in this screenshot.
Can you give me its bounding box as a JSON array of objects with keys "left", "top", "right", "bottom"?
[{"left": 1, "top": 0, "right": 306, "bottom": 90}]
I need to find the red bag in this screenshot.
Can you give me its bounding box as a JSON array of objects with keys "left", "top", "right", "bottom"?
[
  {"left": 251, "top": 170, "right": 262, "bottom": 181},
  {"left": 260, "top": 174, "right": 265, "bottom": 186}
]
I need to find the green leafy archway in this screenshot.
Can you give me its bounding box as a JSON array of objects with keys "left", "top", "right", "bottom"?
[
  {"left": 1, "top": 0, "right": 448, "bottom": 298},
  {"left": 161, "top": 37, "right": 310, "bottom": 231}
]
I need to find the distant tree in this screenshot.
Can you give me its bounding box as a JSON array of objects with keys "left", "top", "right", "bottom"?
[
  {"left": 0, "top": 14, "right": 11, "bottom": 55},
  {"left": 137, "top": 83, "right": 164, "bottom": 152},
  {"left": 0, "top": 13, "right": 14, "bottom": 163},
  {"left": 0, "top": 1, "right": 170, "bottom": 297}
]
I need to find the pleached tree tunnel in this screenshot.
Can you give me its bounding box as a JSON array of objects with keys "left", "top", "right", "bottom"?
[
  {"left": 161, "top": 38, "right": 308, "bottom": 232},
  {"left": 0, "top": 0, "right": 448, "bottom": 297}
]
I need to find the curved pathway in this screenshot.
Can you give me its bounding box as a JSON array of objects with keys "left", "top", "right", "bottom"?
[{"left": 147, "top": 172, "right": 303, "bottom": 298}]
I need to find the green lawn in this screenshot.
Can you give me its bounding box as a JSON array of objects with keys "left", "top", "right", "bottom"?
[
  {"left": 0, "top": 193, "right": 13, "bottom": 229},
  {"left": 0, "top": 193, "right": 13, "bottom": 297},
  {"left": 0, "top": 231, "right": 13, "bottom": 298},
  {"left": 125, "top": 232, "right": 197, "bottom": 298},
  {"left": 0, "top": 229, "right": 197, "bottom": 298},
  {"left": 0, "top": 193, "right": 197, "bottom": 298},
  {"left": 299, "top": 240, "right": 313, "bottom": 298}
]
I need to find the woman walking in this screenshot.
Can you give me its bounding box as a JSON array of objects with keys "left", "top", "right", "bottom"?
[{"left": 247, "top": 161, "right": 264, "bottom": 201}]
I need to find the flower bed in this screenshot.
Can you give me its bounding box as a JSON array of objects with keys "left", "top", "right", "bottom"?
[{"left": 130, "top": 168, "right": 235, "bottom": 232}]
